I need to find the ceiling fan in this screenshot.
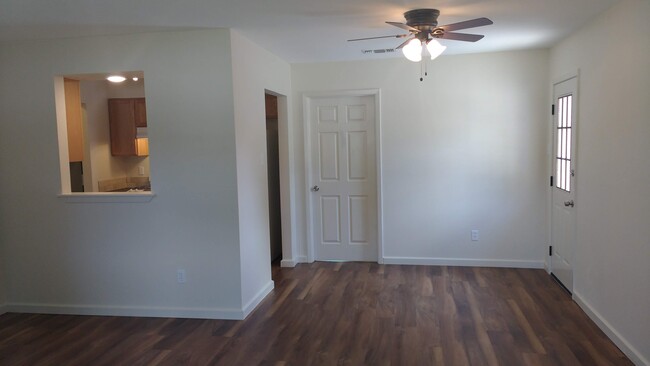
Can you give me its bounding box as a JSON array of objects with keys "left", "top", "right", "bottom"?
[{"left": 349, "top": 9, "right": 493, "bottom": 63}]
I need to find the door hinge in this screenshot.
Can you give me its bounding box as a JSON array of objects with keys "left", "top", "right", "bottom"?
[
  {"left": 549, "top": 246, "right": 553, "bottom": 256},
  {"left": 551, "top": 104, "right": 555, "bottom": 115},
  {"left": 550, "top": 176, "right": 553, "bottom": 187}
]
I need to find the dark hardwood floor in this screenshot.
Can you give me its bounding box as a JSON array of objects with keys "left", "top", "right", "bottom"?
[{"left": 0, "top": 262, "right": 633, "bottom": 365}]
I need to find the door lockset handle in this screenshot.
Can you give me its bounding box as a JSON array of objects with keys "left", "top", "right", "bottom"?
[
  {"left": 564, "top": 200, "right": 574, "bottom": 207},
  {"left": 311, "top": 185, "right": 320, "bottom": 192}
]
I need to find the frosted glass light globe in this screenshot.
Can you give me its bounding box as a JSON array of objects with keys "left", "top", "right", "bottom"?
[
  {"left": 426, "top": 39, "right": 447, "bottom": 60},
  {"left": 402, "top": 39, "right": 423, "bottom": 62}
]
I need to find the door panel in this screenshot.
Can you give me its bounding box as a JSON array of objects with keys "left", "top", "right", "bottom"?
[
  {"left": 347, "top": 105, "right": 366, "bottom": 121},
  {"left": 347, "top": 131, "right": 367, "bottom": 180},
  {"left": 551, "top": 77, "right": 578, "bottom": 292},
  {"left": 321, "top": 196, "right": 342, "bottom": 243},
  {"left": 309, "top": 95, "right": 377, "bottom": 261},
  {"left": 319, "top": 133, "right": 339, "bottom": 180},
  {"left": 318, "top": 106, "right": 338, "bottom": 122},
  {"left": 349, "top": 196, "right": 368, "bottom": 243}
]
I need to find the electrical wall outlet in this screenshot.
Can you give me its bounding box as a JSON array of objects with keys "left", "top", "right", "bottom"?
[
  {"left": 471, "top": 230, "right": 479, "bottom": 241},
  {"left": 138, "top": 166, "right": 145, "bottom": 176},
  {"left": 176, "top": 269, "right": 186, "bottom": 283}
]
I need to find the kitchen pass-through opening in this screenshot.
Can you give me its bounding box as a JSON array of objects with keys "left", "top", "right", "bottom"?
[{"left": 54, "top": 71, "right": 153, "bottom": 195}]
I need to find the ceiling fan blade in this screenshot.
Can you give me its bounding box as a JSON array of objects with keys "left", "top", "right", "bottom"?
[
  {"left": 439, "top": 17, "right": 493, "bottom": 32},
  {"left": 348, "top": 34, "right": 409, "bottom": 42},
  {"left": 386, "top": 21, "right": 419, "bottom": 33},
  {"left": 439, "top": 32, "right": 484, "bottom": 42},
  {"left": 395, "top": 37, "right": 415, "bottom": 49}
]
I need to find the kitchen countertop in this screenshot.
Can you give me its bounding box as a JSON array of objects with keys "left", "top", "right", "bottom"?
[{"left": 109, "top": 185, "right": 151, "bottom": 192}]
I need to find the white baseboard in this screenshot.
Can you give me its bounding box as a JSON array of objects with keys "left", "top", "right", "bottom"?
[
  {"left": 573, "top": 292, "right": 649, "bottom": 366},
  {"left": 281, "top": 255, "right": 309, "bottom": 267},
  {"left": 382, "top": 256, "right": 545, "bottom": 269},
  {"left": 6, "top": 282, "right": 275, "bottom": 321},
  {"left": 280, "top": 259, "right": 297, "bottom": 267},
  {"left": 241, "top": 281, "right": 274, "bottom": 319},
  {"left": 6, "top": 302, "right": 247, "bottom": 320},
  {"left": 544, "top": 259, "right": 551, "bottom": 273}
]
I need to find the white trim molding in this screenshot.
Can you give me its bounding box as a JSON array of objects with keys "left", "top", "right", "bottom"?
[
  {"left": 573, "top": 292, "right": 649, "bottom": 366},
  {"left": 382, "top": 256, "right": 545, "bottom": 269},
  {"left": 241, "top": 281, "right": 274, "bottom": 318},
  {"left": 544, "top": 259, "right": 551, "bottom": 274},
  {"left": 6, "top": 303, "right": 248, "bottom": 320},
  {"left": 6, "top": 282, "right": 276, "bottom": 321},
  {"left": 280, "top": 255, "right": 309, "bottom": 267},
  {"left": 58, "top": 192, "right": 155, "bottom": 203},
  {"left": 280, "top": 259, "right": 297, "bottom": 268}
]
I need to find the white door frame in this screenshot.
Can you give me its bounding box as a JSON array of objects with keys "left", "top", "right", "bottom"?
[
  {"left": 548, "top": 73, "right": 579, "bottom": 292},
  {"left": 303, "top": 89, "right": 383, "bottom": 263}
]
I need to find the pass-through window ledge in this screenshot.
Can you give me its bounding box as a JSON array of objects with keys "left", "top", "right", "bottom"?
[{"left": 58, "top": 192, "right": 155, "bottom": 203}]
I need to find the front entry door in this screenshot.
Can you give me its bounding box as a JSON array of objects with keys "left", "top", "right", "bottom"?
[
  {"left": 308, "top": 95, "right": 377, "bottom": 261},
  {"left": 551, "top": 77, "right": 578, "bottom": 292}
]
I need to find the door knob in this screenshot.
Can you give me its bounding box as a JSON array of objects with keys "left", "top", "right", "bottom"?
[
  {"left": 564, "top": 200, "right": 574, "bottom": 207},
  {"left": 311, "top": 185, "right": 320, "bottom": 192}
]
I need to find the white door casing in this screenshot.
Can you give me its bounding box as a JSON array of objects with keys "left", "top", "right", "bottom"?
[
  {"left": 304, "top": 91, "right": 381, "bottom": 262},
  {"left": 551, "top": 76, "right": 578, "bottom": 293}
]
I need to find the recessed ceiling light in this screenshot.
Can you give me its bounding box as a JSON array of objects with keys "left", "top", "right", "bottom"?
[
  {"left": 107, "top": 75, "right": 126, "bottom": 83},
  {"left": 132, "top": 77, "right": 139, "bottom": 81}
]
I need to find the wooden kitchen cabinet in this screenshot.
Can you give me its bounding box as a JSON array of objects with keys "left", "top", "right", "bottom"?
[
  {"left": 108, "top": 98, "right": 148, "bottom": 156},
  {"left": 64, "top": 78, "right": 84, "bottom": 162},
  {"left": 134, "top": 98, "right": 147, "bottom": 127}
]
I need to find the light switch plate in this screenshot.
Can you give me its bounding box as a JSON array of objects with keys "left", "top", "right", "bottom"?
[
  {"left": 177, "top": 269, "right": 186, "bottom": 283},
  {"left": 471, "top": 230, "right": 479, "bottom": 241}
]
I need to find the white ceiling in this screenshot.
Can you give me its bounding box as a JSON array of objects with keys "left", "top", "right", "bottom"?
[{"left": 0, "top": 0, "right": 618, "bottom": 63}]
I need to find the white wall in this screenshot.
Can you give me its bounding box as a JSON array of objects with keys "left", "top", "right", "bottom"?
[
  {"left": 291, "top": 49, "right": 550, "bottom": 266},
  {"left": 550, "top": 0, "right": 650, "bottom": 364},
  {"left": 0, "top": 29, "right": 247, "bottom": 318},
  {"left": 230, "top": 31, "right": 292, "bottom": 314}
]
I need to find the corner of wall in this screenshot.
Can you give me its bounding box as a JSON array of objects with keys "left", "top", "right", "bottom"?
[
  {"left": 231, "top": 28, "right": 293, "bottom": 319},
  {"left": 0, "top": 218, "right": 6, "bottom": 314},
  {"left": 549, "top": 0, "right": 650, "bottom": 363},
  {"left": 574, "top": 292, "right": 649, "bottom": 366},
  {"left": 0, "top": 245, "right": 6, "bottom": 315},
  {"left": 0, "top": 279, "right": 4, "bottom": 314}
]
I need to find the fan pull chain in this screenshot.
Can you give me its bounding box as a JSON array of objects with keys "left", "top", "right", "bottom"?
[
  {"left": 420, "top": 60, "right": 423, "bottom": 81},
  {"left": 420, "top": 59, "right": 429, "bottom": 82}
]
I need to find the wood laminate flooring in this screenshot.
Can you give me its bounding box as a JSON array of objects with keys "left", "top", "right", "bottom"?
[{"left": 0, "top": 262, "right": 633, "bottom": 365}]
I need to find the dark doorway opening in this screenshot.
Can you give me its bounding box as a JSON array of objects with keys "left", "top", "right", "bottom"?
[{"left": 265, "top": 93, "right": 282, "bottom": 263}]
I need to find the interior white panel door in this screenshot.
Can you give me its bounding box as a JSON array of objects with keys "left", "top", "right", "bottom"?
[
  {"left": 551, "top": 77, "right": 578, "bottom": 293},
  {"left": 309, "top": 96, "right": 377, "bottom": 261}
]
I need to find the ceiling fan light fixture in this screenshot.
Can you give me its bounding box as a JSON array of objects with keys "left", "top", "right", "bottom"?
[
  {"left": 106, "top": 75, "right": 126, "bottom": 83},
  {"left": 426, "top": 39, "right": 447, "bottom": 60},
  {"left": 402, "top": 39, "right": 423, "bottom": 62}
]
